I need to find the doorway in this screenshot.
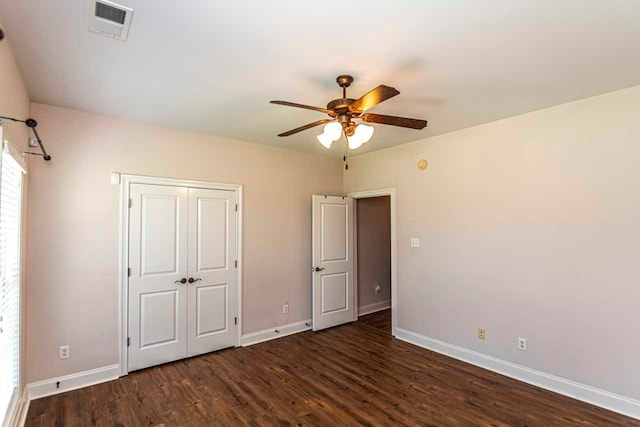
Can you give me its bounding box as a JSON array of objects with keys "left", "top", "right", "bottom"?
[
  {"left": 350, "top": 189, "right": 397, "bottom": 336},
  {"left": 309, "top": 189, "right": 397, "bottom": 335},
  {"left": 355, "top": 196, "right": 392, "bottom": 334}
]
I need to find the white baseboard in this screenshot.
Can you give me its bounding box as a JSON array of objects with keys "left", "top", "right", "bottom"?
[
  {"left": 358, "top": 300, "right": 391, "bottom": 316},
  {"left": 13, "top": 389, "right": 29, "bottom": 427},
  {"left": 4, "top": 388, "right": 29, "bottom": 427},
  {"left": 242, "top": 319, "right": 311, "bottom": 347},
  {"left": 27, "top": 364, "right": 120, "bottom": 401},
  {"left": 15, "top": 395, "right": 29, "bottom": 427},
  {"left": 395, "top": 328, "right": 640, "bottom": 420}
]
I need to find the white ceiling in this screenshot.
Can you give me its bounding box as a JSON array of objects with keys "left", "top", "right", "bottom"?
[{"left": 2, "top": 1, "right": 640, "bottom": 157}]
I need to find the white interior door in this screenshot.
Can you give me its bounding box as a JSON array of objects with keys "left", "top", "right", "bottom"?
[
  {"left": 312, "top": 195, "right": 354, "bottom": 330},
  {"left": 187, "top": 188, "right": 237, "bottom": 356},
  {"left": 128, "top": 184, "right": 188, "bottom": 371}
]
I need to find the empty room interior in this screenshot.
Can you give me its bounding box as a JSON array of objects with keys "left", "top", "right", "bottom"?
[{"left": 1, "top": 1, "right": 640, "bottom": 426}]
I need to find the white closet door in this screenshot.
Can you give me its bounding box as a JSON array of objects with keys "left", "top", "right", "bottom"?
[
  {"left": 312, "top": 195, "right": 354, "bottom": 330},
  {"left": 187, "top": 188, "right": 237, "bottom": 356},
  {"left": 128, "top": 184, "right": 189, "bottom": 371}
]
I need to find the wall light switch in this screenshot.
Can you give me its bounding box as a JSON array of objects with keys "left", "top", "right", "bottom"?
[
  {"left": 411, "top": 238, "right": 420, "bottom": 248},
  {"left": 110, "top": 173, "right": 121, "bottom": 186}
]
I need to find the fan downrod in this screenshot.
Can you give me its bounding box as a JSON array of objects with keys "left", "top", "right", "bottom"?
[{"left": 337, "top": 74, "right": 354, "bottom": 99}]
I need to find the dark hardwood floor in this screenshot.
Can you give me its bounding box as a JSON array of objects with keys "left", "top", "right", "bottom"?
[
  {"left": 26, "top": 320, "right": 639, "bottom": 426},
  {"left": 357, "top": 308, "right": 391, "bottom": 335}
]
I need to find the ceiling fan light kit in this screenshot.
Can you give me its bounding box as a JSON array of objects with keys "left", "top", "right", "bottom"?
[{"left": 270, "top": 75, "right": 428, "bottom": 151}]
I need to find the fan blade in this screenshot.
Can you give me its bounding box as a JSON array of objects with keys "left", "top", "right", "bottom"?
[
  {"left": 360, "top": 113, "right": 427, "bottom": 129},
  {"left": 277, "top": 119, "right": 334, "bottom": 137},
  {"left": 270, "top": 100, "right": 335, "bottom": 116},
  {"left": 349, "top": 85, "right": 400, "bottom": 112}
]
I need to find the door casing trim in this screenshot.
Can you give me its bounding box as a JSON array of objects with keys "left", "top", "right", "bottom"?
[
  {"left": 117, "top": 173, "right": 243, "bottom": 377},
  {"left": 348, "top": 188, "right": 397, "bottom": 337}
]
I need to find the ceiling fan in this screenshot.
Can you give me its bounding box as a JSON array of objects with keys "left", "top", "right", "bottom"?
[{"left": 270, "top": 75, "right": 428, "bottom": 150}]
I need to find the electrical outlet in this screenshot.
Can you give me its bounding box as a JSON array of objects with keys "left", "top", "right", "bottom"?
[
  {"left": 477, "top": 328, "right": 486, "bottom": 340},
  {"left": 518, "top": 337, "right": 527, "bottom": 351},
  {"left": 59, "top": 345, "right": 70, "bottom": 359},
  {"left": 375, "top": 285, "right": 382, "bottom": 294},
  {"left": 410, "top": 238, "right": 420, "bottom": 248},
  {"left": 283, "top": 303, "right": 289, "bottom": 314}
]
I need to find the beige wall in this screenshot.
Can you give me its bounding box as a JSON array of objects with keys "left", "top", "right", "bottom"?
[
  {"left": 356, "top": 196, "right": 391, "bottom": 308},
  {"left": 0, "top": 18, "right": 30, "bottom": 145},
  {"left": 344, "top": 85, "right": 640, "bottom": 400},
  {"left": 26, "top": 103, "right": 342, "bottom": 382}
]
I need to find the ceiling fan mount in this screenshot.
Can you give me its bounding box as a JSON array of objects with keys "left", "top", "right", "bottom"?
[
  {"left": 336, "top": 74, "right": 354, "bottom": 89},
  {"left": 270, "top": 74, "right": 427, "bottom": 146}
]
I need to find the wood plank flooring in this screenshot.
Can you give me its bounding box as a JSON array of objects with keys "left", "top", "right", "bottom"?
[
  {"left": 26, "top": 319, "right": 639, "bottom": 426},
  {"left": 357, "top": 308, "right": 391, "bottom": 335}
]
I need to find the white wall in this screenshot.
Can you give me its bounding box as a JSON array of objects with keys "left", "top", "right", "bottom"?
[
  {"left": 344, "top": 85, "right": 640, "bottom": 401},
  {"left": 26, "top": 103, "right": 343, "bottom": 383}
]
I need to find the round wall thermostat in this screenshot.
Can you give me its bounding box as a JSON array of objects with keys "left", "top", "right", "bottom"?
[{"left": 417, "top": 159, "right": 428, "bottom": 170}]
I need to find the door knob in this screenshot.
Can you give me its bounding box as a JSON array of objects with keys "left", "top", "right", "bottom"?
[
  {"left": 313, "top": 267, "right": 325, "bottom": 272},
  {"left": 175, "top": 278, "right": 187, "bottom": 284},
  {"left": 188, "top": 277, "right": 202, "bottom": 283}
]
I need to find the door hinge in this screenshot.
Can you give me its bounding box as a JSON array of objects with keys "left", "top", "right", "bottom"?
[
  {"left": 235, "top": 204, "right": 238, "bottom": 212},
  {"left": 127, "top": 267, "right": 131, "bottom": 277},
  {"left": 235, "top": 260, "right": 238, "bottom": 268},
  {"left": 234, "top": 317, "right": 238, "bottom": 325},
  {"left": 127, "top": 337, "right": 131, "bottom": 347},
  {"left": 128, "top": 198, "right": 132, "bottom": 208}
]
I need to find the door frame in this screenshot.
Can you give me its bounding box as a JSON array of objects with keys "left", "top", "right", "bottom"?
[
  {"left": 117, "top": 174, "right": 243, "bottom": 376},
  {"left": 348, "top": 188, "right": 397, "bottom": 337}
]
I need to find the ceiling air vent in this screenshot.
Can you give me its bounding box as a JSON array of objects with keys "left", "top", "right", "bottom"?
[{"left": 88, "top": 0, "right": 133, "bottom": 41}]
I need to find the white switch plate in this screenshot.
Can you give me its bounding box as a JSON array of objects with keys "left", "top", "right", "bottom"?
[
  {"left": 411, "top": 238, "right": 420, "bottom": 248},
  {"left": 283, "top": 303, "right": 289, "bottom": 314},
  {"left": 110, "top": 173, "right": 121, "bottom": 186}
]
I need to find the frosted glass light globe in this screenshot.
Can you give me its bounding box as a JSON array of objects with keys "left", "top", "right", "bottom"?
[
  {"left": 317, "top": 132, "right": 333, "bottom": 149},
  {"left": 347, "top": 133, "right": 364, "bottom": 150},
  {"left": 324, "top": 122, "right": 342, "bottom": 141},
  {"left": 358, "top": 124, "right": 374, "bottom": 143}
]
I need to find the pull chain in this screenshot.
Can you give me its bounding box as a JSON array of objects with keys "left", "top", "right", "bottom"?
[{"left": 343, "top": 136, "right": 349, "bottom": 170}]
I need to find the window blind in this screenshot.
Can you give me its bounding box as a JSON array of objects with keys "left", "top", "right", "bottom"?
[{"left": 0, "top": 136, "right": 24, "bottom": 425}]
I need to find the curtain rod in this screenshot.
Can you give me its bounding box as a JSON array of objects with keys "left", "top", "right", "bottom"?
[{"left": 0, "top": 116, "right": 52, "bottom": 161}]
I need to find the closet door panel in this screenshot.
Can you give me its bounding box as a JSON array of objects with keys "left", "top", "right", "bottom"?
[
  {"left": 128, "top": 184, "right": 188, "bottom": 371},
  {"left": 187, "top": 188, "right": 237, "bottom": 357}
]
